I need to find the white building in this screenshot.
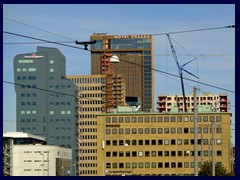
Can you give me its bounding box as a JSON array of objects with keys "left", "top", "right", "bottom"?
[{"left": 3, "top": 132, "right": 72, "bottom": 176}]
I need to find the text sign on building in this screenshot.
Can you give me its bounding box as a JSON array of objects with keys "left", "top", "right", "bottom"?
[
  {"left": 24, "top": 53, "right": 44, "bottom": 59},
  {"left": 114, "top": 34, "right": 151, "bottom": 39}
]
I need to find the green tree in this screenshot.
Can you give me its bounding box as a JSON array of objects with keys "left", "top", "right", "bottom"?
[{"left": 198, "top": 161, "right": 229, "bottom": 176}]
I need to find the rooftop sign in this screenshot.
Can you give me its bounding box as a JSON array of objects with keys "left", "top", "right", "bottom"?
[
  {"left": 24, "top": 53, "right": 44, "bottom": 59},
  {"left": 113, "top": 34, "right": 151, "bottom": 39}
]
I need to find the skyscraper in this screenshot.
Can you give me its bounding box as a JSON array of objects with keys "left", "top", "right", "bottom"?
[
  {"left": 90, "top": 33, "right": 154, "bottom": 112},
  {"left": 13, "top": 46, "right": 77, "bottom": 175}
]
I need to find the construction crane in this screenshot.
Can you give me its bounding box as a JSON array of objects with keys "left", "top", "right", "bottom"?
[{"left": 166, "top": 34, "right": 199, "bottom": 112}]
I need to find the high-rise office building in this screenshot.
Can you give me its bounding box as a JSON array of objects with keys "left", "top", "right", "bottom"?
[
  {"left": 90, "top": 33, "right": 154, "bottom": 112},
  {"left": 13, "top": 46, "right": 77, "bottom": 175}
]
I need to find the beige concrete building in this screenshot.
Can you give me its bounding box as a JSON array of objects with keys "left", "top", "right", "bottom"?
[
  {"left": 157, "top": 92, "right": 230, "bottom": 113},
  {"left": 66, "top": 74, "right": 126, "bottom": 176},
  {"left": 3, "top": 132, "right": 72, "bottom": 176},
  {"left": 96, "top": 111, "right": 232, "bottom": 176}
]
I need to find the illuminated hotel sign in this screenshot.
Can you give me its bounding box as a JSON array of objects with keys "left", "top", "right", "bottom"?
[
  {"left": 114, "top": 34, "right": 151, "bottom": 39},
  {"left": 24, "top": 53, "right": 44, "bottom": 59}
]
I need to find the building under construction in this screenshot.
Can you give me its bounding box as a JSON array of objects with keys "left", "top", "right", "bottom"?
[{"left": 157, "top": 93, "right": 230, "bottom": 113}]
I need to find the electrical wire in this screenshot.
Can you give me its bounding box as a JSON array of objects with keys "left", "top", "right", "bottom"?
[
  {"left": 3, "top": 31, "right": 235, "bottom": 94},
  {"left": 151, "top": 25, "right": 235, "bottom": 36},
  {"left": 3, "top": 17, "right": 75, "bottom": 41}
]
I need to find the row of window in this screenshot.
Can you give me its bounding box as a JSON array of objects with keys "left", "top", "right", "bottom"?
[
  {"left": 20, "top": 93, "right": 37, "bottom": 97},
  {"left": 105, "top": 139, "right": 222, "bottom": 146},
  {"left": 21, "top": 101, "right": 37, "bottom": 106},
  {"left": 79, "top": 128, "right": 98, "bottom": 133},
  {"left": 20, "top": 110, "right": 37, "bottom": 115},
  {"left": 17, "top": 76, "right": 37, "bottom": 80},
  {"left": 49, "top": 102, "right": 72, "bottom": 106},
  {"left": 49, "top": 110, "right": 72, "bottom": 115},
  {"left": 105, "top": 150, "right": 222, "bottom": 158},
  {"left": 105, "top": 161, "right": 222, "bottom": 169},
  {"left": 106, "top": 127, "right": 222, "bottom": 135},
  {"left": 49, "top": 84, "right": 72, "bottom": 89},
  {"left": 16, "top": 68, "right": 36, "bottom": 72},
  {"left": 106, "top": 116, "right": 222, "bottom": 123}
]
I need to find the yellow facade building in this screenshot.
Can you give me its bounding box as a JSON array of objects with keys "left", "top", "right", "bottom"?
[{"left": 96, "top": 111, "right": 232, "bottom": 176}]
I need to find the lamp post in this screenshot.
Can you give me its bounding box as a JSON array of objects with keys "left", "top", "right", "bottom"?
[{"left": 40, "top": 153, "right": 45, "bottom": 176}]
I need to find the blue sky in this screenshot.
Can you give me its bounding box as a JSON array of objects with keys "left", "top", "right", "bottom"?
[{"left": 3, "top": 4, "right": 235, "bottom": 145}]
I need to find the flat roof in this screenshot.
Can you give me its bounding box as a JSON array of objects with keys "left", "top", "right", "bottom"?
[{"left": 3, "top": 132, "right": 46, "bottom": 141}]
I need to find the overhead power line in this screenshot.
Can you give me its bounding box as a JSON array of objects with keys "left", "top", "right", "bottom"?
[
  {"left": 152, "top": 25, "right": 235, "bottom": 36},
  {"left": 3, "top": 17, "right": 75, "bottom": 40},
  {"left": 3, "top": 31, "right": 235, "bottom": 94}
]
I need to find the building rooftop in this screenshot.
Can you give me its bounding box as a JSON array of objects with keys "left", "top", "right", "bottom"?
[{"left": 3, "top": 132, "right": 46, "bottom": 141}]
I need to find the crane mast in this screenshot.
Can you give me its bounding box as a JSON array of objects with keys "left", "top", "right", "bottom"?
[{"left": 166, "top": 34, "right": 188, "bottom": 112}]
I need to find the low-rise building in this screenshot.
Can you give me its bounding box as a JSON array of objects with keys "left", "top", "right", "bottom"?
[
  {"left": 3, "top": 132, "right": 72, "bottom": 176},
  {"left": 96, "top": 109, "right": 232, "bottom": 176}
]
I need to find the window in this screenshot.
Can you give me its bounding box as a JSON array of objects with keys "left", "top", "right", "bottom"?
[
  {"left": 138, "top": 128, "right": 143, "bottom": 134},
  {"left": 171, "top": 128, "right": 176, "bottom": 134},
  {"left": 171, "top": 116, "right": 176, "bottom": 122},
  {"left": 113, "top": 163, "right": 117, "bottom": 168},
  {"left": 158, "top": 139, "right": 163, "bottom": 145},
  {"left": 125, "top": 128, "right": 130, "bottom": 134},
  {"left": 106, "top": 152, "right": 111, "bottom": 157},
  {"left": 151, "top": 117, "right": 156, "bottom": 122},
  {"left": 158, "top": 151, "right": 163, "bottom": 156},
  {"left": 210, "top": 116, "right": 215, "bottom": 122},
  {"left": 152, "top": 162, "right": 156, "bottom": 168},
  {"left": 216, "top": 116, "right": 222, "bottom": 122},
  {"left": 164, "top": 117, "right": 169, "bottom": 122},
  {"left": 132, "top": 162, "right": 137, "bottom": 168},
  {"left": 151, "top": 128, "right": 156, "bottom": 134},
  {"left": 145, "top": 140, "right": 150, "bottom": 145},
  {"left": 132, "top": 152, "right": 137, "bottom": 157},
  {"left": 113, "top": 152, "right": 117, "bottom": 157},
  {"left": 145, "top": 128, "right": 149, "bottom": 134},
  {"left": 178, "top": 162, "right": 183, "bottom": 168},
  {"left": 203, "top": 116, "right": 208, "bottom": 122},
  {"left": 112, "top": 129, "right": 117, "bottom": 134},
  {"left": 165, "top": 162, "right": 169, "bottom": 168},
  {"left": 138, "top": 151, "right": 143, "bottom": 157},
  {"left": 132, "top": 117, "right": 137, "bottom": 123},
  {"left": 119, "top": 128, "right": 124, "bottom": 134},
  {"left": 126, "top": 163, "right": 130, "bottom": 168},
  {"left": 171, "top": 151, "right": 176, "bottom": 156},
  {"left": 106, "top": 163, "right": 111, "bottom": 168},
  {"left": 145, "top": 151, "right": 150, "bottom": 156},
  {"left": 106, "top": 117, "right": 110, "bottom": 123},
  {"left": 184, "top": 139, "right": 189, "bottom": 145},
  {"left": 145, "top": 162, "right": 150, "bottom": 168},
  {"left": 158, "top": 162, "right": 163, "bottom": 168},
  {"left": 177, "top": 139, "right": 182, "bottom": 145},
  {"left": 178, "top": 151, "right": 182, "bottom": 156},
  {"left": 177, "top": 128, "right": 182, "bottom": 134},
  {"left": 171, "top": 139, "right": 176, "bottom": 145},
  {"left": 217, "top": 139, "right": 222, "bottom": 145},
  {"left": 145, "top": 117, "right": 150, "bottom": 122},
  {"left": 158, "top": 117, "right": 162, "bottom": 122},
  {"left": 132, "top": 128, "right": 137, "bottom": 134},
  {"left": 138, "top": 162, "right": 143, "bottom": 168},
  {"left": 125, "top": 117, "right": 130, "bottom": 123},
  {"left": 203, "top": 128, "right": 208, "bottom": 133},
  {"left": 106, "top": 129, "right": 111, "bottom": 134},
  {"left": 184, "top": 162, "right": 189, "bottom": 168},
  {"left": 158, "top": 128, "right": 163, "bottom": 134},
  {"left": 217, "top": 151, "right": 222, "bottom": 156},
  {"left": 152, "top": 151, "right": 156, "bottom": 156},
  {"left": 49, "top": 68, "right": 54, "bottom": 72},
  {"left": 119, "top": 151, "right": 124, "bottom": 157},
  {"left": 164, "top": 139, "right": 169, "bottom": 145},
  {"left": 138, "top": 140, "right": 143, "bottom": 145},
  {"left": 177, "top": 116, "right": 182, "bottom": 122},
  {"left": 164, "top": 128, "right": 169, "bottom": 134},
  {"left": 171, "top": 162, "right": 176, "bottom": 168},
  {"left": 119, "top": 117, "right": 123, "bottom": 123},
  {"left": 112, "top": 117, "right": 117, "bottom": 123},
  {"left": 184, "top": 128, "right": 189, "bottom": 133},
  {"left": 165, "top": 151, "right": 169, "bottom": 156},
  {"left": 138, "top": 117, "right": 143, "bottom": 122},
  {"left": 184, "top": 117, "right": 188, "bottom": 122}
]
